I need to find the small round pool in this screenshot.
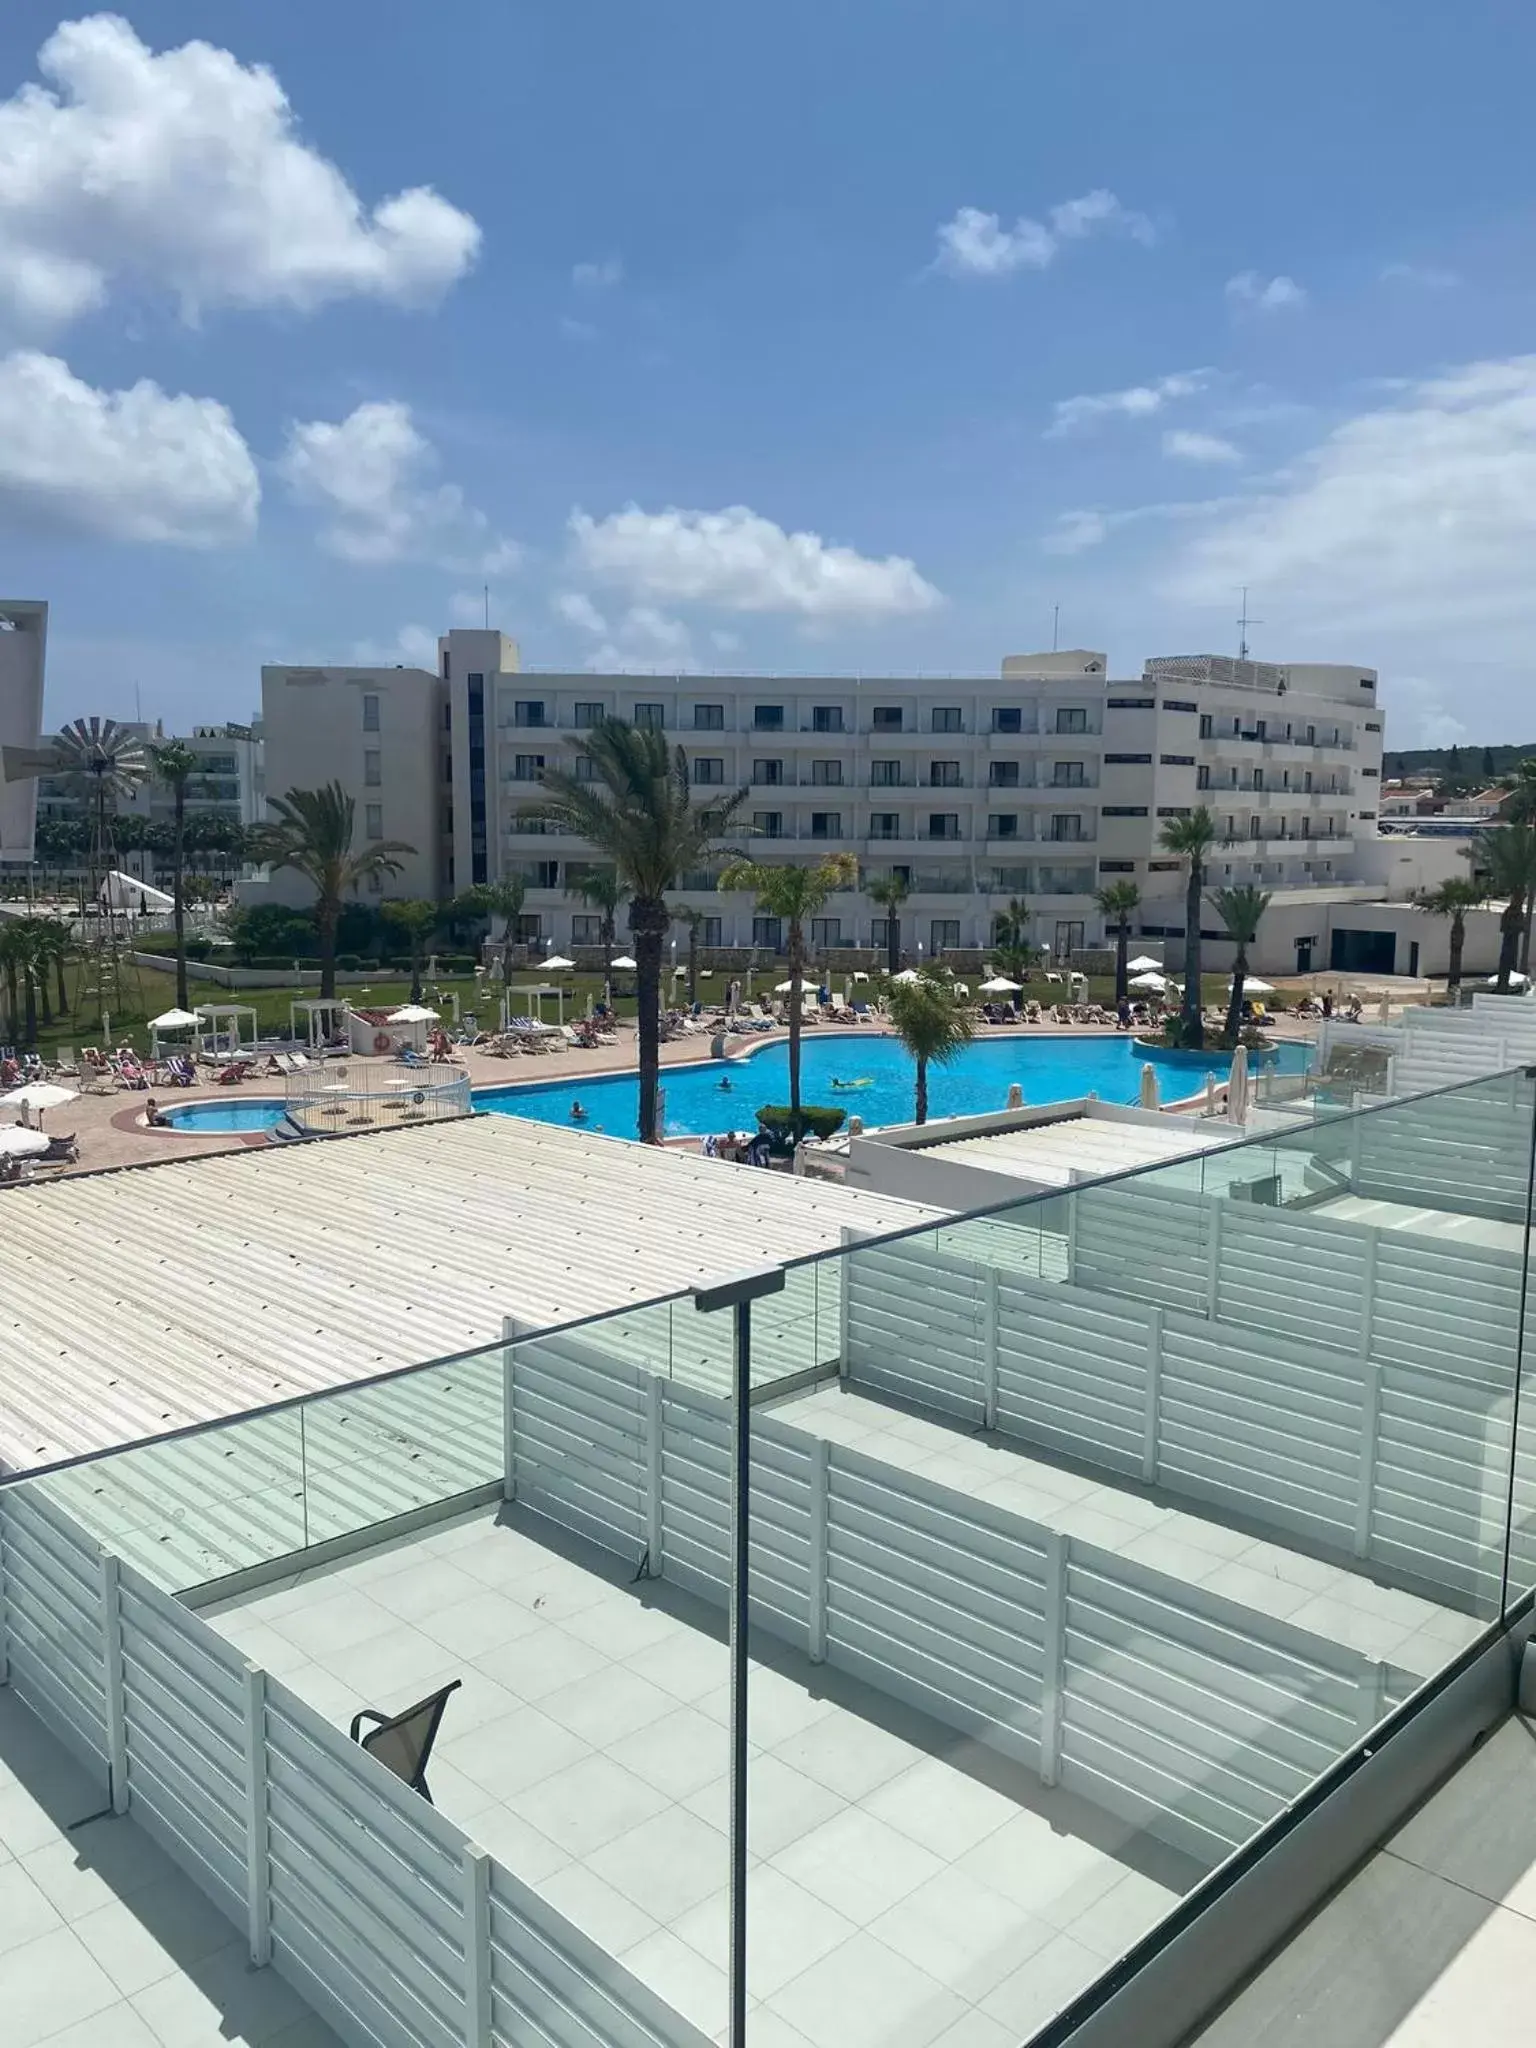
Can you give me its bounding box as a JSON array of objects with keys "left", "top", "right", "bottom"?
[{"left": 164, "top": 1098, "right": 287, "bottom": 1134}]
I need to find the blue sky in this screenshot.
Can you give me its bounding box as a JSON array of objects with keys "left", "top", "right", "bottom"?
[{"left": 1, "top": 4, "right": 1534, "bottom": 743}]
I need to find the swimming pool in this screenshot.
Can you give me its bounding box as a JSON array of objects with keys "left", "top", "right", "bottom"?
[
  {"left": 163, "top": 1035, "right": 1311, "bottom": 1140},
  {"left": 477, "top": 1032, "right": 1312, "bottom": 1140},
  {"left": 164, "top": 1098, "right": 287, "bottom": 1133}
]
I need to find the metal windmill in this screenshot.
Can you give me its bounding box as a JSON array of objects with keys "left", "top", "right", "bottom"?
[{"left": 2, "top": 717, "right": 149, "bottom": 1028}]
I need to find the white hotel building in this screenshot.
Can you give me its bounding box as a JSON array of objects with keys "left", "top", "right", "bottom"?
[{"left": 259, "top": 630, "right": 1385, "bottom": 968}]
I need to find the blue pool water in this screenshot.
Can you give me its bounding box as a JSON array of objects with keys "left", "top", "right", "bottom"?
[
  {"left": 164, "top": 1098, "right": 287, "bottom": 1133},
  {"left": 477, "top": 1033, "right": 1312, "bottom": 1140},
  {"left": 165, "top": 1036, "right": 1311, "bottom": 1141}
]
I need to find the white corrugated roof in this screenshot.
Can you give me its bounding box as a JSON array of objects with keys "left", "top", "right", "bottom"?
[
  {"left": 0, "top": 1118, "right": 936, "bottom": 1474},
  {"left": 916, "top": 1113, "right": 1238, "bottom": 1187}
]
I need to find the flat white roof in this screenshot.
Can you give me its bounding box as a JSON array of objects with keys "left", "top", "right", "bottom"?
[
  {"left": 0, "top": 1117, "right": 936, "bottom": 1474},
  {"left": 915, "top": 1112, "right": 1240, "bottom": 1188}
]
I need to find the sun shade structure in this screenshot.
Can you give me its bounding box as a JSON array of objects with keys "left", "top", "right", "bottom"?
[
  {"left": 194, "top": 1002, "right": 257, "bottom": 1060},
  {"left": 0, "top": 1115, "right": 937, "bottom": 1473},
  {"left": 541, "top": 955, "right": 576, "bottom": 970},
  {"left": 1129, "top": 970, "right": 1170, "bottom": 990},
  {"left": 980, "top": 976, "right": 1021, "bottom": 993},
  {"left": 0, "top": 1125, "right": 48, "bottom": 1157},
  {"left": 1, "top": 1082, "right": 77, "bottom": 1113},
  {"left": 148, "top": 1008, "right": 200, "bottom": 1060},
  {"left": 1126, "top": 954, "right": 1163, "bottom": 972},
  {"left": 386, "top": 1005, "right": 439, "bottom": 1024},
  {"left": 609, "top": 955, "right": 638, "bottom": 970}
]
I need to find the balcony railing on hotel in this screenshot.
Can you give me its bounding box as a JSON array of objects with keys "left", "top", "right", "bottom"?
[{"left": 6, "top": 1068, "right": 1536, "bottom": 2048}]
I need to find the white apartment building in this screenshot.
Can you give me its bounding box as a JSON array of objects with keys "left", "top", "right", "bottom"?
[
  {"left": 0, "top": 598, "right": 47, "bottom": 864},
  {"left": 431, "top": 630, "right": 1382, "bottom": 962},
  {"left": 256, "top": 663, "right": 447, "bottom": 907}
]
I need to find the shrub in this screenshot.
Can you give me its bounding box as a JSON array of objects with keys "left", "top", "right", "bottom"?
[
  {"left": 336, "top": 953, "right": 364, "bottom": 971},
  {"left": 183, "top": 938, "right": 212, "bottom": 963},
  {"left": 755, "top": 1103, "right": 847, "bottom": 1150}
]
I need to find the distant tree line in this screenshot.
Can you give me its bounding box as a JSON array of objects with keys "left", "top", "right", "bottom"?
[{"left": 1382, "top": 741, "right": 1536, "bottom": 786}]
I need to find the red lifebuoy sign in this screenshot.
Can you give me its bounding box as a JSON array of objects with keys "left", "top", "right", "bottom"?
[{"left": 373, "top": 1030, "right": 391, "bottom": 1053}]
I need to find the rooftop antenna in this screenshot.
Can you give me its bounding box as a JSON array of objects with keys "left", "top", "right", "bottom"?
[
  {"left": 1237, "top": 587, "right": 1263, "bottom": 660},
  {"left": 1051, "top": 603, "right": 1060, "bottom": 653},
  {"left": 134, "top": 680, "right": 142, "bottom": 724},
  {"left": 484, "top": 583, "right": 490, "bottom": 629}
]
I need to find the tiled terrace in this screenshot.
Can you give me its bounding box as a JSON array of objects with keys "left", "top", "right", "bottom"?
[{"left": 205, "top": 1502, "right": 1200, "bottom": 2048}]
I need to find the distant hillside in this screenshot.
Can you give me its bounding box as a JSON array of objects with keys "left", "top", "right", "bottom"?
[{"left": 1383, "top": 742, "right": 1536, "bottom": 782}]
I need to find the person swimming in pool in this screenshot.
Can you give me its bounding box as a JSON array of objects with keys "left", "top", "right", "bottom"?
[
  {"left": 717, "top": 1075, "right": 733, "bottom": 1090},
  {"left": 570, "top": 1100, "right": 588, "bottom": 1121}
]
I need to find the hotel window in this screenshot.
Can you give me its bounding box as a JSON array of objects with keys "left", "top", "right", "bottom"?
[
  {"left": 811, "top": 760, "right": 843, "bottom": 786},
  {"left": 364, "top": 750, "right": 381, "bottom": 787},
  {"left": 927, "top": 813, "right": 960, "bottom": 840},
  {"left": 869, "top": 813, "right": 900, "bottom": 839},
  {"left": 362, "top": 693, "right": 380, "bottom": 732},
  {"left": 871, "top": 706, "right": 903, "bottom": 732},
  {"left": 930, "top": 920, "right": 960, "bottom": 953},
  {"left": 989, "top": 815, "right": 1019, "bottom": 839},
  {"left": 571, "top": 915, "right": 602, "bottom": 944},
  {"left": 753, "top": 812, "right": 783, "bottom": 838},
  {"left": 574, "top": 701, "right": 604, "bottom": 727},
  {"left": 870, "top": 760, "right": 902, "bottom": 787},
  {"left": 753, "top": 916, "right": 783, "bottom": 946},
  {"left": 990, "top": 762, "right": 1020, "bottom": 788},
  {"left": 753, "top": 704, "right": 784, "bottom": 730},
  {"left": 810, "top": 813, "right": 842, "bottom": 839},
  {"left": 1052, "top": 761, "right": 1086, "bottom": 787},
  {"left": 811, "top": 918, "right": 842, "bottom": 946},
  {"left": 699, "top": 917, "right": 722, "bottom": 947},
  {"left": 993, "top": 707, "right": 1023, "bottom": 733},
  {"left": 691, "top": 757, "right": 725, "bottom": 784},
  {"left": 365, "top": 803, "right": 383, "bottom": 839},
  {"left": 1200, "top": 713, "right": 1214, "bottom": 738},
  {"left": 513, "top": 700, "right": 547, "bottom": 728},
  {"left": 812, "top": 706, "right": 845, "bottom": 733},
  {"left": 1098, "top": 859, "right": 1136, "bottom": 872},
  {"left": 752, "top": 760, "right": 784, "bottom": 786},
  {"left": 1160, "top": 754, "right": 1196, "bottom": 767},
  {"left": 633, "top": 702, "right": 665, "bottom": 730},
  {"left": 573, "top": 756, "right": 596, "bottom": 783},
  {"left": 931, "top": 706, "right": 963, "bottom": 734},
  {"left": 929, "top": 761, "right": 961, "bottom": 788},
  {"left": 1056, "top": 707, "right": 1088, "bottom": 734},
  {"left": 513, "top": 754, "right": 545, "bottom": 781},
  {"left": 1102, "top": 805, "right": 1149, "bottom": 817},
  {"left": 693, "top": 703, "right": 725, "bottom": 730},
  {"left": 1049, "top": 815, "right": 1085, "bottom": 842},
  {"left": 1104, "top": 754, "right": 1151, "bottom": 766}
]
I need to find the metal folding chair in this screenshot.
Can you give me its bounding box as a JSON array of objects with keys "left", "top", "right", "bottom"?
[{"left": 349, "top": 1679, "right": 461, "bottom": 1803}]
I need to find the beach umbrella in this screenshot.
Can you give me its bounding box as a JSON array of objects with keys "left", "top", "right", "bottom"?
[
  {"left": 610, "top": 955, "right": 638, "bottom": 971},
  {"left": 1139, "top": 1063, "right": 1161, "bottom": 1110},
  {"left": 542, "top": 955, "right": 576, "bottom": 971},
  {"left": 1227, "top": 1043, "right": 1250, "bottom": 1125},
  {"left": 149, "top": 1008, "right": 199, "bottom": 1030},
  {"left": 1481, "top": 970, "right": 1529, "bottom": 986},
  {"left": 1127, "top": 955, "right": 1162, "bottom": 973},
  {"left": 1, "top": 1082, "right": 78, "bottom": 1113},
  {"left": 387, "top": 1004, "right": 439, "bottom": 1024},
  {"left": 892, "top": 968, "right": 921, "bottom": 983},
  {"left": 1128, "top": 970, "right": 1167, "bottom": 991},
  {"left": 1233, "top": 976, "right": 1275, "bottom": 994},
  {"left": 0, "top": 1126, "right": 48, "bottom": 1157},
  {"left": 980, "top": 975, "right": 1022, "bottom": 994},
  {"left": 775, "top": 978, "right": 809, "bottom": 993}
]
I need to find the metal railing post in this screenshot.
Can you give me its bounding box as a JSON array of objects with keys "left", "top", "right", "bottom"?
[
  {"left": 243, "top": 1663, "right": 272, "bottom": 1966},
  {"left": 462, "top": 1844, "right": 492, "bottom": 2048},
  {"left": 981, "top": 1264, "right": 1000, "bottom": 1429},
  {"left": 0, "top": 1500, "right": 9, "bottom": 1687},
  {"left": 1143, "top": 1308, "right": 1164, "bottom": 1485},
  {"left": 646, "top": 1377, "right": 665, "bottom": 1573},
  {"left": 502, "top": 1316, "right": 522, "bottom": 1502},
  {"left": 1206, "top": 1201, "right": 1224, "bottom": 1320},
  {"left": 1038, "top": 1531, "right": 1069, "bottom": 1787},
  {"left": 808, "top": 1439, "right": 830, "bottom": 1662},
  {"left": 99, "top": 1552, "right": 128, "bottom": 1814}
]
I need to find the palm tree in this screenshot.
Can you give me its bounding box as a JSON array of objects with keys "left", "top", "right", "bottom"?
[
  {"left": 1158, "top": 808, "right": 1220, "bottom": 1047},
  {"left": 24, "top": 916, "right": 71, "bottom": 1020},
  {"left": 569, "top": 867, "right": 628, "bottom": 985},
  {"left": 1467, "top": 823, "right": 1536, "bottom": 992},
  {"left": 0, "top": 921, "right": 21, "bottom": 1044},
  {"left": 866, "top": 872, "right": 910, "bottom": 977},
  {"left": 886, "top": 970, "right": 975, "bottom": 1125},
  {"left": 381, "top": 899, "right": 441, "bottom": 1002},
  {"left": 1209, "top": 884, "right": 1272, "bottom": 1042},
  {"left": 147, "top": 740, "right": 198, "bottom": 1011},
  {"left": 717, "top": 854, "right": 859, "bottom": 1128},
  {"left": 522, "top": 720, "right": 748, "bottom": 1142},
  {"left": 249, "top": 784, "right": 414, "bottom": 998},
  {"left": 991, "top": 897, "right": 1033, "bottom": 987},
  {"left": 1094, "top": 880, "right": 1141, "bottom": 1005},
  {"left": 1500, "top": 760, "right": 1536, "bottom": 971},
  {"left": 1416, "top": 876, "right": 1487, "bottom": 998},
  {"left": 677, "top": 905, "right": 706, "bottom": 1007}
]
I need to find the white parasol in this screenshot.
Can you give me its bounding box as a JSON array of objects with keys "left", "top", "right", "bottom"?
[
  {"left": 1227, "top": 1042, "right": 1250, "bottom": 1124},
  {"left": 542, "top": 955, "right": 576, "bottom": 971},
  {"left": 1129, "top": 970, "right": 1168, "bottom": 991},
  {"left": 1126, "top": 955, "right": 1162, "bottom": 973},
  {"left": 1, "top": 1082, "right": 78, "bottom": 1113},
  {"left": 980, "top": 976, "right": 1021, "bottom": 993},
  {"left": 387, "top": 1005, "right": 439, "bottom": 1024},
  {"left": 0, "top": 1126, "right": 49, "bottom": 1157},
  {"left": 1139, "top": 1063, "right": 1161, "bottom": 1110},
  {"left": 610, "top": 955, "right": 638, "bottom": 971}
]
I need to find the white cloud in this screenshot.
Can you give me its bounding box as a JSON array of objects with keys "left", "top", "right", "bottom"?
[
  {"left": 559, "top": 316, "right": 598, "bottom": 343},
  {"left": 587, "top": 605, "right": 698, "bottom": 673},
  {"left": 0, "top": 14, "right": 479, "bottom": 329},
  {"left": 1048, "top": 369, "right": 1210, "bottom": 436},
  {"left": 1225, "top": 271, "right": 1307, "bottom": 313},
  {"left": 0, "top": 347, "right": 257, "bottom": 544},
  {"left": 349, "top": 623, "right": 439, "bottom": 668},
  {"left": 710, "top": 628, "right": 743, "bottom": 653},
  {"left": 572, "top": 257, "right": 622, "bottom": 291},
  {"left": 1165, "top": 355, "right": 1536, "bottom": 646},
  {"left": 1381, "top": 262, "right": 1459, "bottom": 290},
  {"left": 1162, "top": 429, "right": 1241, "bottom": 464},
  {"left": 280, "top": 401, "right": 517, "bottom": 573},
  {"left": 1043, "top": 494, "right": 1240, "bottom": 556},
  {"left": 553, "top": 591, "right": 607, "bottom": 636},
  {"left": 1391, "top": 677, "right": 1468, "bottom": 749},
  {"left": 568, "top": 503, "right": 942, "bottom": 619},
  {"left": 936, "top": 189, "right": 1153, "bottom": 277}
]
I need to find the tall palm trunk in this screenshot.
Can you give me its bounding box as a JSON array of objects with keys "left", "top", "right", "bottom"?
[
  {"left": 1182, "top": 861, "right": 1205, "bottom": 1048},
  {"left": 318, "top": 899, "right": 339, "bottom": 1000},
  {"left": 787, "top": 916, "right": 805, "bottom": 1123},
  {"left": 2, "top": 957, "right": 18, "bottom": 1042},
  {"left": 22, "top": 959, "right": 37, "bottom": 1046},
  {"left": 1223, "top": 945, "right": 1247, "bottom": 1043},
  {"left": 631, "top": 895, "right": 668, "bottom": 1142},
  {"left": 54, "top": 943, "right": 68, "bottom": 1015},
  {"left": 172, "top": 781, "right": 188, "bottom": 1011},
  {"left": 1113, "top": 920, "right": 1129, "bottom": 1005},
  {"left": 501, "top": 922, "right": 517, "bottom": 987},
  {"left": 410, "top": 935, "right": 424, "bottom": 1003},
  {"left": 1448, "top": 914, "right": 1466, "bottom": 995},
  {"left": 886, "top": 913, "right": 900, "bottom": 978},
  {"left": 914, "top": 1053, "right": 929, "bottom": 1125},
  {"left": 687, "top": 922, "right": 699, "bottom": 1007}
]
